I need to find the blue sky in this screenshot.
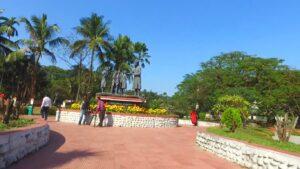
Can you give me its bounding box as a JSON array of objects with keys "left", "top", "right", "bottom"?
[{"left": 2, "top": 0, "right": 300, "bottom": 95}]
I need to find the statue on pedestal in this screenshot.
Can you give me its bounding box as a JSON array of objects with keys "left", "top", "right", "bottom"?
[
  {"left": 132, "top": 62, "right": 141, "bottom": 96},
  {"left": 111, "top": 70, "right": 120, "bottom": 94},
  {"left": 119, "top": 72, "right": 127, "bottom": 95},
  {"left": 100, "top": 67, "right": 109, "bottom": 93}
]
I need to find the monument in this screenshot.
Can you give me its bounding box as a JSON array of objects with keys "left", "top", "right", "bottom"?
[
  {"left": 100, "top": 67, "right": 109, "bottom": 93},
  {"left": 97, "top": 61, "right": 144, "bottom": 105},
  {"left": 132, "top": 62, "right": 141, "bottom": 96}
]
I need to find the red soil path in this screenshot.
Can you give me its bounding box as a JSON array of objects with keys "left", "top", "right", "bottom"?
[{"left": 9, "top": 117, "right": 240, "bottom": 169}]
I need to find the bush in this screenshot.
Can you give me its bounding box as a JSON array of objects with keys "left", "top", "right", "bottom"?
[
  {"left": 199, "top": 112, "right": 206, "bottom": 121},
  {"left": 221, "top": 108, "right": 242, "bottom": 132},
  {"left": 0, "top": 118, "right": 34, "bottom": 131},
  {"left": 70, "top": 103, "right": 81, "bottom": 110},
  {"left": 148, "top": 108, "right": 168, "bottom": 115},
  {"left": 213, "top": 95, "right": 250, "bottom": 124}
]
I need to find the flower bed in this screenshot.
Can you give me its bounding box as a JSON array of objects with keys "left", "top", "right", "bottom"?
[{"left": 70, "top": 103, "right": 170, "bottom": 116}]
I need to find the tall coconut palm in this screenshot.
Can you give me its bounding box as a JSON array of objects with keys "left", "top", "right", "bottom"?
[
  {"left": 0, "top": 11, "right": 19, "bottom": 57},
  {"left": 0, "top": 11, "right": 19, "bottom": 87},
  {"left": 17, "top": 14, "right": 69, "bottom": 97},
  {"left": 108, "top": 35, "right": 135, "bottom": 72},
  {"left": 71, "top": 13, "right": 111, "bottom": 88}
]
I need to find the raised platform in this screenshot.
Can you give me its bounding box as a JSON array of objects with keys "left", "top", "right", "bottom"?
[
  {"left": 56, "top": 110, "right": 178, "bottom": 128},
  {"left": 96, "top": 93, "right": 145, "bottom": 104}
]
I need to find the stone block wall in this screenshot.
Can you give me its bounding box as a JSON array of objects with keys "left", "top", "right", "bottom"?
[
  {"left": 0, "top": 123, "right": 50, "bottom": 168},
  {"left": 178, "top": 119, "right": 219, "bottom": 127},
  {"left": 196, "top": 132, "right": 300, "bottom": 169},
  {"left": 56, "top": 110, "right": 178, "bottom": 128}
]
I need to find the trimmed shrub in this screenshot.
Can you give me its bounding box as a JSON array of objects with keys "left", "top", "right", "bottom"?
[
  {"left": 221, "top": 108, "right": 242, "bottom": 132},
  {"left": 199, "top": 112, "right": 206, "bottom": 121},
  {"left": 212, "top": 95, "right": 250, "bottom": 125}
]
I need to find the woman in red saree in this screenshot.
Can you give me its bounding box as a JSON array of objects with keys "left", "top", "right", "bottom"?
[{"left": 190, "top": 109, "right": 198, "bottom": 126}]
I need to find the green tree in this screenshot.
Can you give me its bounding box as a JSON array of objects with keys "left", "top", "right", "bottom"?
[
  {"left": 0, "top": 11, "right": 18, "bottom": 57},
  {"left": 108, "top": 35, "right": 135, "bottom": 72},
  {"left": 71, "top": 13, "right": 111, "bottom": 89},
  {"left": 173, "top": 51, "right": 300, "bottom": 124},
  {"left": 0, "top": 11, "right": 19, "bottom": 88},
  {"left": 12, "top": 14, "right": 69, "bottom": 98}
]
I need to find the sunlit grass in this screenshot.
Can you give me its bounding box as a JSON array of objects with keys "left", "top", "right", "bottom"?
[{"left": 207, "top": 126, "right": 300, "bottom": 154}]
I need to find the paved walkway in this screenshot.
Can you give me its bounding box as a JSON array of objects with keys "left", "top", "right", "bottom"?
[{"left": 9, "top": 118, "right": 240, "bottom": 169}]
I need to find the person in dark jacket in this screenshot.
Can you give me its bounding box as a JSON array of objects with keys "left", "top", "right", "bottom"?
[{"left": 78, "top": 95, "right": 89, "bottom": 125}]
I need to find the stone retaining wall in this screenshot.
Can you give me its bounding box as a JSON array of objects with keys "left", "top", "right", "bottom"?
[
  {"left": 56, "top": 110, "right": 178, "bottom": 128},
  {"left": 178, "top": 119, "right": 219, "bottom": 127},
  {"left": 0, "top": 121, "right": 50, "bottom": 168},
  {"left": 196, "top": 132, "right": 300, "bottom": 169}
]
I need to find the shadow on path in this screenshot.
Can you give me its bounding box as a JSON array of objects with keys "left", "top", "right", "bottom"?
[{"left": 9, "top": 130, "right": 97, "bottom": 169}]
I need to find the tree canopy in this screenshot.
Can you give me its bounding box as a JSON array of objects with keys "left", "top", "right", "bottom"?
[{"left": 172, "top": 51, "right": 300, "bottom": 119}]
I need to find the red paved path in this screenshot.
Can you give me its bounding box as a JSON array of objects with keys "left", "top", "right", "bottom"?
[{"left": 9, "top": 118, "right": 240, "bottom": 169}]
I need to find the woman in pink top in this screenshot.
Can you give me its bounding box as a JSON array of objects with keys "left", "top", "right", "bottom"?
[{"left": 97, "top": 96, "right": 106, "bottom": 127}]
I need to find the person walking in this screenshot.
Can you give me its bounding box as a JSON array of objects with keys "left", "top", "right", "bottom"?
[
  {"left": 3, "top": 96, "right": 13, "bottom": 124},
  {"left": 0, "top": 94, "right": 5, "bottom": 118},
  {"left": 12, "top": 95, "right": 20, "bottom": 119},
  {"left": 41, "top": 95, "right": 52, "bottom": 121},
  {"left": 190, "top": 109, "right": 198, "bottom": 126},
  {"left": 97, "top": 96, "right": 106, "bottom": 127},
  {"left": 78, "top": 95, "right": 89, "bottom": 125}
]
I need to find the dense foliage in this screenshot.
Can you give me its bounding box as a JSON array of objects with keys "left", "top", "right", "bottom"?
[
  {"left": 213, "top": 95, "right": 250, "bottom": 125},
  {"left": 173, "top": 51, "right": 300, "bottom": 122},
  {"left": 0, "top": 10, "right": 151, "bottom": 103},
  {"left": 0, "top": 118, "right": 34, "bottom": 131},
  {"left": 221, "top": 108, "right": 242, "bottom": 132}
]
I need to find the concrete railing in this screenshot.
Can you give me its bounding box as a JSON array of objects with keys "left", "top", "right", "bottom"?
[
  {"left": 0, "top": 119, "right": 50, "bottom": 168},
  {"left": 196, "top": 132, "right": 300, "bottom": 169},
  {"left": 56, "top": 110, "right": 178, "bottom": 128}
]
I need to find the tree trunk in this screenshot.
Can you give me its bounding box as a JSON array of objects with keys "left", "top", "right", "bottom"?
[
  {"left": 88, "top": 50, "right": 95, "bottom": 91},
  {"left": 30, "top": 65, "right": 37, "bottom": 99},
  {"left": 30, "top": 54, "right": 41, "bottom": 100},
  {"left": 76, "top": 55, "right": 83, "bottom": 101}
]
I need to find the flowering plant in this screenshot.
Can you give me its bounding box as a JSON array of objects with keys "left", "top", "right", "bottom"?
[{"left": 69, "top": 103, "right": 169, "bottom": 115}]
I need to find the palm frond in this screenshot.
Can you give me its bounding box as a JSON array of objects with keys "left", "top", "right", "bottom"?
[
  {"left": 48, "top": 37, "right": 69, "bottom": 47},
  {"left": 43, "top": 48, "right": 56, "bottom": 63},
  {"left": 20, "top": 17, "right": 37, "bottom": 39},
  {"left": 70, "top": 40, "right": 87, "bottom": 58},
  {"left": 5, "top": 49, "right": 26, "bottom": 62}
]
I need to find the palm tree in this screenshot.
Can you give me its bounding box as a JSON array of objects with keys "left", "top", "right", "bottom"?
[
  {"left": 0, "top": 11, "right": 19, "bottom": 57},
  {"left": 17, "top": 14, "right": 69, "bottom": 97},
  {"left": 71, "top": 13, "right": 111, "bottom": 89},
  {"left": 108, "top": 35, "right": 135, "bottom": 72},
  {"left": 0, "top": 11, "right": 19, "bottom": 87},
  {"left": 133, "top": 42, "right": 150, "bottom": 68}
]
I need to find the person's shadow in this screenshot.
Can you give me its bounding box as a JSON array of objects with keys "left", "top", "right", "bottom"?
[{"left": 9, "top": 130, "right": 97, "bottom": 169}]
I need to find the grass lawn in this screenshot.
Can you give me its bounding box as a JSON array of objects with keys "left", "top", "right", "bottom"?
[
  {"left": 207, "top": 126, "right": 300, "bottom": 154},
  {"left": 0, "top": 118, "right": 35, "bottom": 131}
]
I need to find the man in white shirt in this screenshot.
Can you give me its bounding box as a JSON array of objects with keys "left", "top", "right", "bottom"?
[{"left": 41, "top": 95, "right": 52, "bottom": 120}]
